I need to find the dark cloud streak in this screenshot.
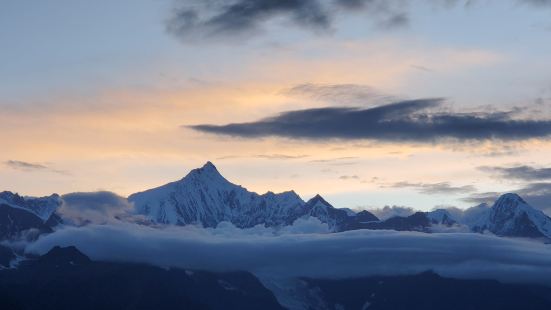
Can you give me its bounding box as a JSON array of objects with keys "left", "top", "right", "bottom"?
[
  {"left": 166, "top": 0, "right": 409, "bottom": 41},
  {"left": 5, "top": 160, "right": 47, "bottom": 171},
  {"left": 479, "top": 165, "right": 551, "bottom": 181},
  {"left": 388, "top": 181, "right": 476, "bottom": 195},
  {"left": 166, "top": 0, "right": 551, "bottom": 41},
  {"left": 189, "top": 99, "right": 551, "bottom": 143},
  {"left": 4, "top": 160, "right": 68, "bottom": 175}
]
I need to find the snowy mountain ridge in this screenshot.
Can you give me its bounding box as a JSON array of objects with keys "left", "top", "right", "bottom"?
[
  {"left": 129, "top": 162, "right": 317, "bottom": 229},
  {"left": 128, "top": 162, "right": 551, "bottom": 238},
  {"left": 484, "top": 193, "right": 551, "bottom": 238},
  {"left": 2, "top": 162, "right": 551, "bottom": 239},
  {"left": 0, "top": 191, "right": 61, "bottom": 222}
]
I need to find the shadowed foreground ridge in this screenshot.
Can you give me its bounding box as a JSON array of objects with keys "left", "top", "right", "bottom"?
[
  {"left": 0, "top": 246, "right": 283, "bottom": 310},
  {"left": 2, "top": 246, "right": 551, "bottom": 310}
]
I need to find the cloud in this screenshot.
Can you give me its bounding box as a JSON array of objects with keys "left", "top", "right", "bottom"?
[
  {"left": 479, "top": 165, "right": 551, "bottom": 181},
  {"left": 4, "top": 160, "right": 68, "bottom": 175},
  {"left": 284, "top": 83, "right": 384, "bottom": 105},
  {"left": 377, "top": 12, "right": 409, "bottom": 29},
  {"left": 26, "top": 223, "right": 551, "bottom": 285},
  {"left": 165, "top": 0, "right": 551, "bottom": 41},
  {"left": 516, "top": 183, "right": 551, "bottom": 215},
  {"left": 465, "top": 164, "right": 551, "bottom": 213},
  {"left": 309, "top": 156, "right": 359, "bottom": 163},
  {"left": 189, "top": 99, "right": 551, "bottom": 143},
  {"left": 339, "top": 175, "right": 359, "bottom": 180},
  {"left": 410, "top": 65, "right": 433, "bottom": 72},
  {"left": 216, "top": 154, "right": 309, "bottom": 160},
  {"left": 59, "top": 191, "right": 134, "bottom": 225},
  {"left": 5, "top": 160, "right": 47, "bottom": 171},
  {"left": 386, "top": 181, "right": 476, "bottom": 195},
  {"left": 520, "top": 0, "right": 551, "bottom": 6},
  {"left": 254, "top": 154, "right": 309, "bottom": 160},
  {"left": 368, "top": 205, "right": 416, "bottom": 220},
  {"left": 461, "top": 191, "right": 500, "bottom": 205},
  {"left": 166, "top": 0, "right": 409, "bottom": 41}
]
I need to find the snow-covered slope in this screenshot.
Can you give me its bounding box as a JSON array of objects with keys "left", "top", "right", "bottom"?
[
  {"left": 483, "top": 193, "right": 551, "bottom": 238},
  {"left": 303, "top": 195, "right": 349, "bottom": 231},
  {"left": 0, "top": 191, "right": 61, "bottom": 222},
  {"left": 375, "top": 195, "right": 551, "bottom": 238},
  {"left": 129, "top": 162, "right": 308, "bottom": 228},
  {"left": 427, "top": 209, "right": 456, "bottom": 226},
  {"left": 461, "top": 203, "right": 491, "bottom": 232},
  {"left": 129, "top": 162, "right": 378, "bottom": 231}
]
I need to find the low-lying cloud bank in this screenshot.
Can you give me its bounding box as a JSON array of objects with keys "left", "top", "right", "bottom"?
[
  {"left": 26, "top": 221, "right": 551, "bottom": 285},
  {"left": 59, "top": 191, "right": 133, "bottom": 224}
]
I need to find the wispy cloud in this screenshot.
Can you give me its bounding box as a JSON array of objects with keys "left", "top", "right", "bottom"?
[
  {"left": 479, "top": 165, "right": 551, "bottom": 181},
  {"left": 520, "top": 0, "right": 551, "bottom": 7},
  {"left": 388, "top": 181, "right": 476, "bottom": 195},
  {"left": 515, "top": 183, "right": 551, "bottom": 211},
  {"left": 4, "top": 160, "right": 48, "bottom": 171},
  {"left": 254, "top": 154, "right": 309, "bottom": 160},
  {"left": 339, "top": 175, "right": 360, "bottom": 180},
  {"left": 4, "top": 160, "right": 68, "bottom": 175},
  {"left": 216, "top": 154, "right": 309, "bottom": 160},
  {"left": 309, "top": 156, "right": 359, "bottom": 163},
  {"left": 461, "top": 191, "right": 501, "bottom": 205},
  {"left": 284, "top": 83, "right": 385, "bottom": 105},
  {"left": 410, "top": 64, "right": 433, "bottom": 72}
]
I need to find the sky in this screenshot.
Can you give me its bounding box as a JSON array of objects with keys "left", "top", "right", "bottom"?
[{"left": 2, "top": 0, "right": 551, "bottom": 212}]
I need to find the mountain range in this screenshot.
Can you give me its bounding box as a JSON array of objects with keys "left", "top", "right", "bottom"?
[
  {"left": 2, "top": 162, "right": 551, "bottom": 309},
  {"left": 2, "top": 161, "right": 551, "bottom": 242},
  {"left": 128, "top": 162, "right": 551, "bottom": 239}
]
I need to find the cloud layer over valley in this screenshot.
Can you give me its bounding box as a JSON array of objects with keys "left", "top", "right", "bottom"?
[{"left": 26, "top": 221, "right": 551, "bottom": 285}]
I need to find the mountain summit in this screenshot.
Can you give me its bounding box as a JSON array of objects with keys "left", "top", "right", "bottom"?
[
  {"left": 485, "top": 193, "right": 551, "bottom": 238},
  {"left": 128, "top": 162, "right": 377, "bottom": 231}
]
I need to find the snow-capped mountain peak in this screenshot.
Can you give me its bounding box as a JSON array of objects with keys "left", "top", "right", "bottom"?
[
  {"left": 183, "top": 161, "right": 234, "bottom": 186},
  {"left": 491, "top": 193, "right": 526, "bottom": 215},
  {"left": 128, "top": 163, "right": 380, "bottom": 231},
  {"left": 190, "top": 161, "right": 222, "bottom": 177},
  {"left": 129, "top": 162, "right": 309, "bottom": 227},
  {"left": 486, "top": 193, "right": 551, "bottom": 239},
  {"left": 306, "top": 194, "right": 330, "bottom": 208}
]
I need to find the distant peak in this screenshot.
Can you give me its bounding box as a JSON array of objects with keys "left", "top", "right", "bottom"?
[
  {"left": 308, "top": 194, "right": 331, "bottom": 206},
  {"left": 279, "top": 190, "right": 300, "bottom": 198},
  {"left": 182, "top": 161, "right": 230, "bottom": 184},
  {"left": 492, "top": 193, "right": 530, "bottom": 213},
  {"left": 496, "top": 193, "right": 526, "bottom": 204},
  {"left": 191, "top": 161, "right": 221, "bottom": 176},
  {"left": 313, "top": 194, "right": 323, "bottom": 200},
  {"left": 202, "top": 161, "right": 216, "bottom": 169}
]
